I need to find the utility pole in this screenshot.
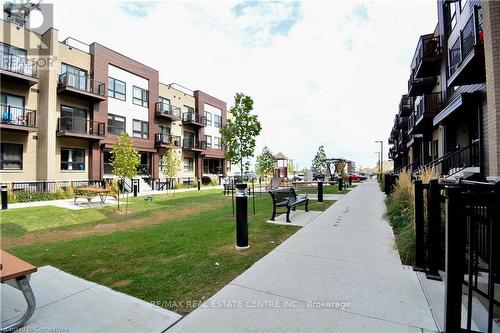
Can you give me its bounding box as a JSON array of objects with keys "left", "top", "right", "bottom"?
[{"left": 375, "top": 140, "right": 383, "bottom": 179}]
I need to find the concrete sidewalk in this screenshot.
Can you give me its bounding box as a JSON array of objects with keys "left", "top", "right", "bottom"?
[{"left": 169, "top": 181, "right": 438, "bottom": 333}]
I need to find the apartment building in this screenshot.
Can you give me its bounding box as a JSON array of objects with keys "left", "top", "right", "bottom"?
[
  {"left": 389, "top": 0, "right": 500, "bottom": 181},
  {"left": 0, "top": 19, "right": 228, "bottom": 189}
]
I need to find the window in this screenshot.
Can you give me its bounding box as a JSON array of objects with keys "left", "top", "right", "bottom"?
[
  {"left": 108, "top": 77, "right": 126, "bottom": 101},
  {"left": 204, "top": 112, "right": 212, "bottom": 126},
  {"left": 159, "top": 97, "right": 171, "bottom": 113},
  {"left": 449, "top": 3, "right": 457, "bottom": 31},
  {"left": 184, "top": 157, "right": 194, "bottom": 172},
  {"left": 214, "top": 115, "right": 222, "bottom": 128},
  {"left": 61, "top": 148, "right": 85, "bottom": 171},
  {"left": 1, "top": 93, "right": 25, "bottom": 125},
  {"left": 205, "top": 135, "right": 212, "bottom": 149},
  {"left": 61, "top": 63, "right": 88, "bottom": 91},
  {"left": 133, "top": 119, "right": 149, "bottom": 139},
  {"left": 160, "top": 97, "right": 170, "bottom": 106},
  {"left": 214, "top": 137, "right": 222, "bottom": 149},
  {"left": 133, "top": 86, "right": 149, "bottom": 107},
  {"left": 107, "top": 114, "right": 126, "bottom": 135},
  {"left": 0, "top": 143, "right": 22, "bottom": 170},
  {"left": 0, "top": 43, "right": 31, "bottom": 75},
  {"left": 60, "top": 105, "right": 87, "bottom": 133}
]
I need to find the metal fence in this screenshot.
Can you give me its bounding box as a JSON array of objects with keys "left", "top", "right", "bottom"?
[
  {"left": 413, "top": 179, "right": 499, "bottom": 332},
  {"left": 2, "top": 180, "right": 105, "bottom": 192}
]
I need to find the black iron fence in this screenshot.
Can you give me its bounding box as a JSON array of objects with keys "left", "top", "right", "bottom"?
[
  {"left": 1, "top": 104, "right": 36, "bottom": 127},
  {"left": 58, "top": 72, "right": 106, "bottom": 96},
  {"left": 3, "top": 180, "right": 105, "bottom": 192},
  {"left": 57, "top": 117, "right": 105, "bottom": 136},
  {"left": 413, "top": 179, "right": 499, "bottom": 332}
]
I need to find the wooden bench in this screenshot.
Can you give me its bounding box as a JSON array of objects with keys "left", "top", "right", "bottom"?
[
  {"left": 74, "top": 187, "right": 110, "bottom": 205},
  {"left": 1, "top": 250, "right": 37, "bottom": 332},
  {"left": 269, "top": 187, "right": 309, "bottom": 222}
]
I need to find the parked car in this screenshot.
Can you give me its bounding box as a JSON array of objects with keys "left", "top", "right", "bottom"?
[
  {"left": 289, "top": 173, "right": 304, "bottom": 181},
  {"left": 349, "top": 173, "right": 367, "bottom": 181},
  {"left": 313, "top": 172, "right": 325, "bottom": 181}
]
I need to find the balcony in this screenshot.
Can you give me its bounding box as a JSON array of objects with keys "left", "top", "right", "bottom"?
[
  {"left": 56, "top": 117, "right": 105, "bottom": 139},
  {"left": 0, "top": 105, "right": 37, "bottom": 132},
  {"left": 414, "top": 92, "right": 442, "bottom": 131},
  {"left": 399, "top": 95, "right": 413, "bottom": 117},
  {"left": 0, "top": 51, "right": 39, "bottom": 86},
  {"left": 411, "top": 34, "right": 442, "bottom": 79},
  {"left": 155, "top": 133, "right": 181, "bottom": 148},
  {"left": 447, "top": 6, "right": 484, "bottom": 87},
  {"left": 58, "top": 73, "right": 106, "bottom": 102},
  {"left": 155, "top": 102, "right": 181, "bottom": 121},
  {"left": 407, "top": 112, "right": 415, "bottom": 134},
  {"left": 182, "top": 112, "right": 205, "bottom": 127},
  {"left": 408, "top": 70, "right": 437, "bottom": 97},
  {"left": 182, "top": 139, "right": 205, "bottom": 151}
]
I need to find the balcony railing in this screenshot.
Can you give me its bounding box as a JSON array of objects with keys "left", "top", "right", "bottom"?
[
  {"left": 411, "top": 35, "right": 441, "bottom": 78},
  {"left": 155, "top": 133, "right": 181, "bottom": 147},
  {"left": 399, "top": 95, "right": 413, "bottom": 116},
  {"left": 182, "top": 112, "right": 205, "bottom": 126},
  {"left": 408, "top": 113, "right": 415, "bottom": 133},
  {"left": 408, "top": 70, "right": 437, "bottom": 97},
  {"left": 182, "top": 138, "right": 205, "bottom": 150},
  {"left": 0, "top": 51, "right": 37, "bottom": 77},
  {"left": 449, "top": 6, "right": 483, "bottom": 77},
  {"left": 1, "top": 105, "right": 36, "bottom": 128},
  {"left": 155, "top": 102, "right": 181, "bottom": 119},
  {"left": 57, "top": 117, "right": 105, "bottom": 136},
  {"left": 415, "top": 92, "right": 442, "bottom": 123},
  {"left": 58, "top": 73, "right": 106, "bottom": 96}
]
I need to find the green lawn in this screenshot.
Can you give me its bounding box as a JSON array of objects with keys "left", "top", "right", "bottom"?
[{"left": 1, "top": 190, "right": 334, "bottom": 315}]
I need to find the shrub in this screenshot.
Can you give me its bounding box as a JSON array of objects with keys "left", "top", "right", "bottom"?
[
  {"left": 201, "top": 176, "right": 211, "bottom": 185},
  {"left": 65, "top": 184, "right": 74, "bottom": 198},
  {"left": 54, "top": 184, "right": 66, "bottom": 199}
]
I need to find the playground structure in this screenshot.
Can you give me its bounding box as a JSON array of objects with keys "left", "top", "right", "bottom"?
[{"left": 273, "top": 152, "right": 288, "bottom": 178}]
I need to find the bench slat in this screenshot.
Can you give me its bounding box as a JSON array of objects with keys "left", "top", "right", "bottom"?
[{"left": 1, "top": 251, "right": 37, "bottom": 282}]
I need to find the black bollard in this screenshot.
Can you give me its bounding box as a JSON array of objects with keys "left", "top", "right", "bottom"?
[
  {"left": 317, "top": 181, "right": 324, "bottom": 203},
  {"left": 235, "top": 183, "right": 249, "bottom": 250},
  {"left": 349, "top": 176, "right": 352, "bottom": 186},
  {"left": 1, "top": 186, "right": 8, "bottom": 210},
  {"left": 133, "top": 183, "right": 138, "bottom": 197},
  {"left": 197, "top": 178, "right": 201, "bottom": 191},
  {"left": 338, "top": 178, "right": 343, "bottom": 192}
]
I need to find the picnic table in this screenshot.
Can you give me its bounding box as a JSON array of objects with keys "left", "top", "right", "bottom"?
[
  {"left": 1, "top": 250, "right": 38, "bottom": 332},
  {"left": 74, "top": 187, "right": 111, "bottom": 205}
]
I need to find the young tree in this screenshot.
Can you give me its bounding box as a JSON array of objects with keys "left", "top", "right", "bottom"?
[
  {"left": 220, "top": 93, "right": 262, "bottom": 179},
  {"left": 111, "top": 133, "right": 140, "bottom": 212},
  {"left": 287, "top": 159, "right": 295, "bottom": 175},
  {"left": 311, "top": 145, "right": 327, "bottom": 173},
  {"left": 255, "top": 146, "right": 275, "bottom": 178},
  {"left": 161, "top": 149, "right": 181, "bottom": 194}
]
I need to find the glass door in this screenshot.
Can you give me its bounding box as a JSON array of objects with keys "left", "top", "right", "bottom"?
[
  {"left": 61, "top": 106, "right": 87, "bottom": 133},
  {"left": 61, "top": 63, "right": 88, "bottom": 91}
]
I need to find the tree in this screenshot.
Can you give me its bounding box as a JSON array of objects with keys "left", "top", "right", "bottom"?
[
  {"left": 220, "top": 93, "right": 262, "bottom": 179},
  {"left": 287, "top": 159, "right": 295, "bottom": 175},
  {"left": 255, "top": 146, "right": 275, "bottom": 178},
  {"left": 161, "top": 148, "right": 181, "bottom": 194},
  {"left": 111, "top": 133, "right": 140, "bottom": 212},
  {"left": 311, "top": 145, "right": 327, "bottom": 173}
]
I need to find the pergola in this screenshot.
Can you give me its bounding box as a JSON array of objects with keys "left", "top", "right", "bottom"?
[{"left": 325, "top": 158, "right": 353, "bottom": 180}]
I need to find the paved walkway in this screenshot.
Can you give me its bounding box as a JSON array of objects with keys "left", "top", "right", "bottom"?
[
  {"left": 169, "top": 181, "right": 438, "bottom": 333},
  {"left": 1, "top": 266, "right": 181, "bottom": 332}
]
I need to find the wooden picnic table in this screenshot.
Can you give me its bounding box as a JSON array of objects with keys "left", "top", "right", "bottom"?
[
  {"left": 1, "top": 250, "right": 37, "bottom": 332},
  {"left": 74, "top": 187, "right": 111, "bottom": 205}
]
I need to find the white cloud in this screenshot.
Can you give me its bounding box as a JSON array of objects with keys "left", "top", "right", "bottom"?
[{"left": 51, "top": 0, "right": 437, "bottom": 170}]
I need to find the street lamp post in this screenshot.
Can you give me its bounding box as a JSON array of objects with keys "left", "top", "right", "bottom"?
[
  {"left": 375, "top": 152, "right": 380, "bottom": 179},
  {"left": 375, "top": 140, "right": 383, "bottom": 179}
]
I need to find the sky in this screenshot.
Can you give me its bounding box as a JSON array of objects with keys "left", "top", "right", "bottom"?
[{"left": 49, "top": 0, "right": 437, "bottom": 170}]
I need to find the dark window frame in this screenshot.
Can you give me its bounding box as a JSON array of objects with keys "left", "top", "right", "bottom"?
[
  {"left": 0, "top": 143, "right": 23, "bottom": 170},
  {"left": 60, "top": 147, "right": 85, "bottom": 171},
  {"left": 132, "top": 119, "right": 149, "bottom": 139},
  {"left": 204, "top": 111, "right": 212, "bottom": 126},
  {"left": 108, "top": 77, "right": 126, "bottom": 101},
  {"left": 214, "top": 114, "right": 222, "bottom": 128},
  {"left": 133, "top": 86, "right": 149, "bottom": 107},
  {"left": 184, "top": 157, "right": 194, "bottom": 172},
  {"left": 449, "top": 3, "right": 457, "bottom": 31},
  {"left": 204, "top": 135, "right": 212, "bottom": 149},
  {"left": 107, "top": 113, "right": 126, "bottom": 135}
]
